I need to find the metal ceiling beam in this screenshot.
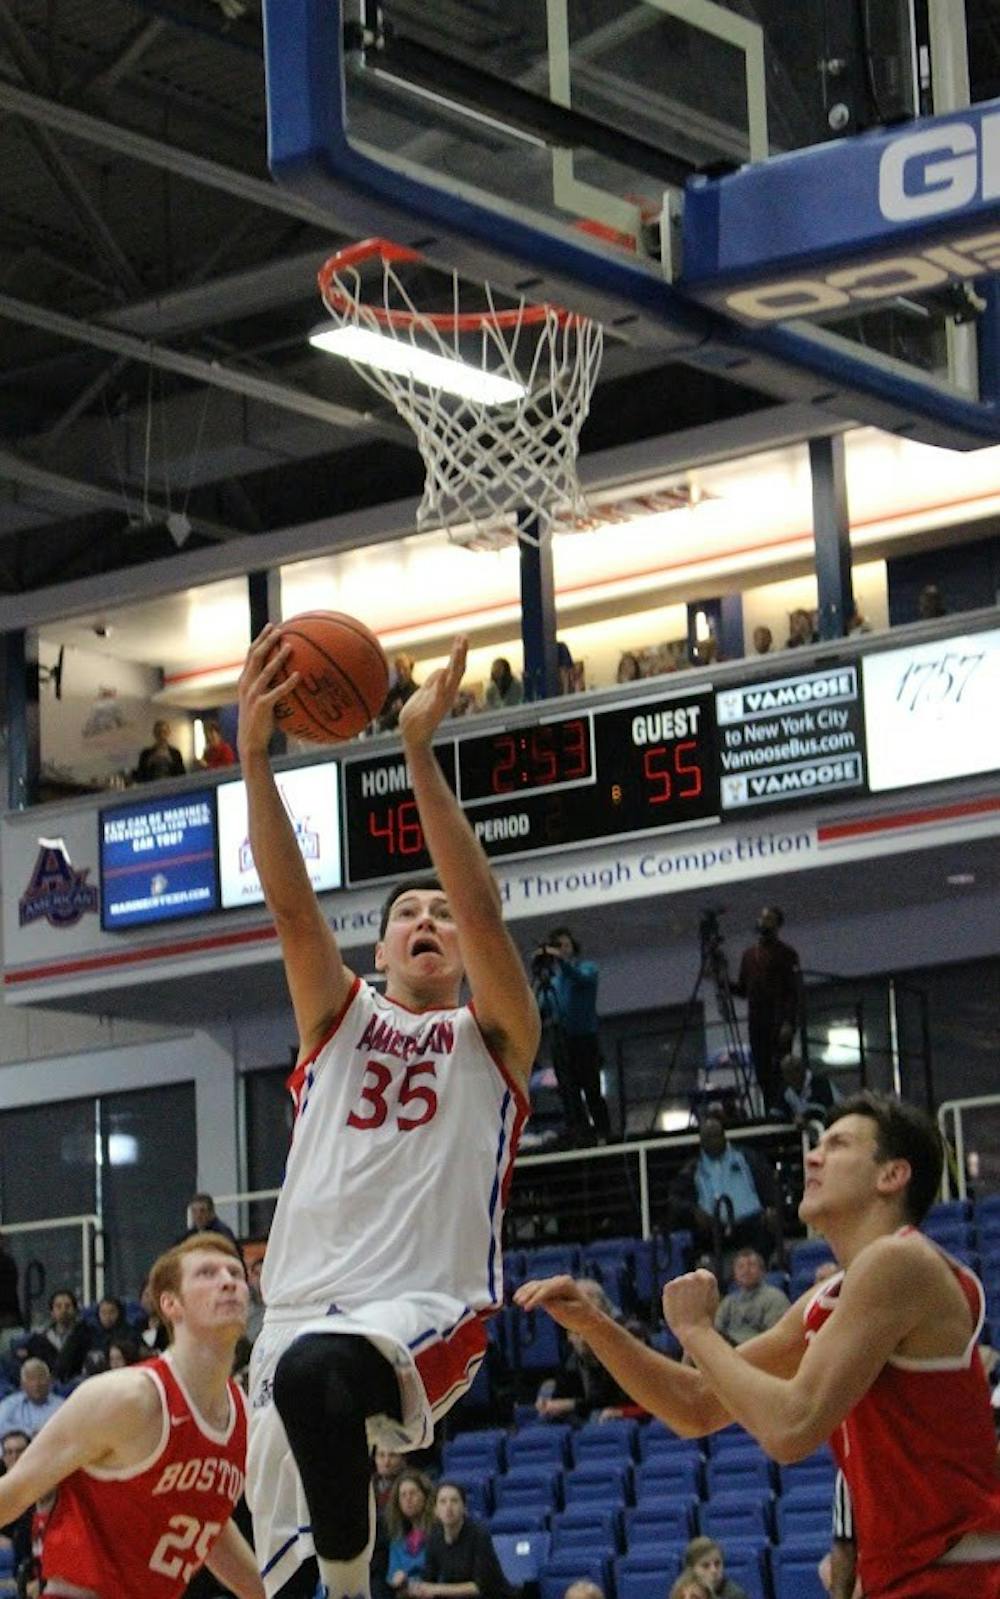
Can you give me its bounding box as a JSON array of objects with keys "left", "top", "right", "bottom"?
[
  {"left": 0, "top": 290, "right": 405, "bottom": 437},
  {"left": 76, "top": 17, "right": 168, "bottom": 99},
  {"left": 0, "top": 5, "right": 142, "bottom": 296},
  {"left": 105, "top": 248, "right": 327, "bottom": 339},
  {"left": 0, "top": 79, "right": 342, "bottom": 231},
  {"left": 0, "top": 447, "right": 243, "bottom": 541}
]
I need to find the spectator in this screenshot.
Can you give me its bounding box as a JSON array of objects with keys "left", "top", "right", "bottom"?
[
  {"left": 181, "top": 1192, "right": 239, "bottom": 1250},
  {"left": 683, "top": 1537, "right": 748, "bottom": 1599},
  {"left": 385, "top": 1470, "right": 436, "bottom": 1593},
  {"left": 410, "top": 1482, "right": 513, "bottom": 1599},
  {"left": 485, "top": 658, "right": 523, "bottom": 710},
  {"left": 0, "top": 1431, "right": 32, "bottom": 1570},
  {"left": 0, "top": 1363, "right": 63, "bottom": 1439},
  {"left": 71, "top": 1297, "right": 128, "bottom": 1378},
  {"left": 775, "top": 1054, "right": 840, "bottom": 1126},
  {"left": 201, "top": 717, "right": 237, "bottom": 768},
  {"left": 731, "top": 905, "right": 800, "bottom": 1114},
  {"left": 13, "top": 1292, "right": 78, "bottom": 1378},
  {"left": 378, "top": 653, "right": 419, "bottom": 731},
  {"left": 785, "top": 608, "right": 817, "bottom": 648},
  {"left": 0, "top": 1238, "right": 22, "bottom": 1333},
  {"left": 669, "top": 1576, "right": 712, "bottom": 1599},
  {"left": 535, "top": 1279, "right": 641, "bottom": 1422},
  {"left": 668, "top": 1115, "right": 777, "bottom": 1264},
  {"left": 534, "top": 927, "right": 611, "bottom": 1146},
  {"left": 845, "top": 604, "right": 870, "bottom": 635},
  {"left": 134, "top": 719, "right": 185, "bottom": 782},
  {"left": 136, "top": 1278, "right": 168, "bottom": 1356},
  {"left": 751, "top": 626, "right": 773, "bottom": 656},
  {"left": 372, "top": 1444, "right": 405, "bottom": 1514},
  {"left": 244, "top": 1255, "right": 265, "bottom": 1349},
  {"left": 556, "top": 639, "right": 576, "bottom": 696},
  {"left": 616, "top": 651, "right": 643, "bottom": 684},
  {"left": 917, "top": 582, "right": 946, "bottom": 620},
  {"left": 714, "top": 1249, "right": 790, "bottom": 1347},
  {"left": 106, "top": 1336, "right": 141, "bottom": 1370},
  {"left": 564, "top": 1584, "right": 604, "bottom": 1599}
]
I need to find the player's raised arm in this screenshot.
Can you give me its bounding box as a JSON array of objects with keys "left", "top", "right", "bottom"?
[
  {"left": 0, "top": 1368, "right": 159, "bottom": 1526},
  {"left": 399, "top": 637, "right": 539, "bottom": 1086},
  {"left": 515, "top": 1275, "right": 808, "bottom": 1438},
  {"left": 237, "top": 625, "right": 354, "bottom": 1056}
]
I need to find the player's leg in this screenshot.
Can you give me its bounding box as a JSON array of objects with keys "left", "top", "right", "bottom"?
[
  {"left": 275, "top": 1557, "right": 321, "bottom": 1599},
  {"left": 273, "top": 1332, "right": 402, "bottom": 1599}
]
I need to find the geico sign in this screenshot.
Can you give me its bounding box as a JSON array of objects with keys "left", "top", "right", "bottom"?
[
  {"left": 725, "top": 230, "right": 1000, "bottom": 322},
  {"left": 879, "top": 116, "right": 1000, "bottom": 222}
]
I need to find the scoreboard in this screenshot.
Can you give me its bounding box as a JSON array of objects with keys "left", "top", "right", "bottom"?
[{"left": 98, "top": 625, "right": 1000, "bottom": 919}]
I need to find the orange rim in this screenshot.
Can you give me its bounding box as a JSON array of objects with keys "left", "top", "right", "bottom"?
[{"left": 317, "top": 238, "right": 583, "bottom": 331}]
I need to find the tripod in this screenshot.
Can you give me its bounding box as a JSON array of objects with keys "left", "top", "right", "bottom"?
[{"left": 648, "top": 910, "right": 756, "bottom": 1133}]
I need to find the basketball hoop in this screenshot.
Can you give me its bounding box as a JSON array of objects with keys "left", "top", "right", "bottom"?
[{"left": 315, "top": 240, "right": 604, "bottom": 547}]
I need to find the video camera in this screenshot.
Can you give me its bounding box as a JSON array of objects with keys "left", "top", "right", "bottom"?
[
  {"left": 699, "top": 906, "right": 726, "bottom": 950},
  {"left": 530, "top": 945, "right": 557, "bottom": 982}
]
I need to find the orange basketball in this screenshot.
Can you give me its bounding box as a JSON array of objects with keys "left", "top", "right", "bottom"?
[{"left": 273, "top": 611, "right": 389, "bottom": 743}]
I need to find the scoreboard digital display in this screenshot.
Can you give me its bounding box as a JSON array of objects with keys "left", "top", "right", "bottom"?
[{"left": 342, "top": 690, "right": 719, "bottom": 885}]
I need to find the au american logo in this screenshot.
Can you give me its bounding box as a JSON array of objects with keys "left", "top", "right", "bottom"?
[{"left": 19, "top": 838, "right": 99, "bottom": 928}]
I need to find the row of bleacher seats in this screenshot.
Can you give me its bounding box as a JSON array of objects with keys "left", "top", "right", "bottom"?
[{"left": 495, "top": 1534, "right": 832, "bottom": 1599}]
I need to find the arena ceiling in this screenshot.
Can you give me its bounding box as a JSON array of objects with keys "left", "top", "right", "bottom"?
[{"left": 2, "top": 2, "right": 998, "bottom": 606}]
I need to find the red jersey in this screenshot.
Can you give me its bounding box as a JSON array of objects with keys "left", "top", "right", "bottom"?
[
  {"left": 804, "top": 1235, "right": 1000, "bottom": 1597},
  {"left": 42, "top": 1354, "right": 248, "bottom": 1599}
]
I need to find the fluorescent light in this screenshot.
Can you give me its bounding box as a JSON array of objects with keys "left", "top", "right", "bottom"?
[
  {"left": 309, "top": 325, "right": 526, "bottom": 406},
  {"left": 946, "top": 872, "right": 976, "bottom": 886}
]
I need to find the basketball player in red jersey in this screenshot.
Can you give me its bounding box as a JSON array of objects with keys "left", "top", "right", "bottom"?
[
  {"left": 237, "top": 629, "right": 539, "bottom": 1599},
  {"left": 0, "top": 1234, "right": 263, "bottom": 1599},
  {"left": 517, "top": 1092, "right": 1000, "bottom": 1599}
]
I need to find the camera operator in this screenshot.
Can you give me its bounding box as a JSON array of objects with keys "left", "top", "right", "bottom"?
[
  {"left": 731, "top": 906, "right": 801, "bottom": 1116},
  {"left": 532, "top": 928, "right": 611, "bottom": 1147}
]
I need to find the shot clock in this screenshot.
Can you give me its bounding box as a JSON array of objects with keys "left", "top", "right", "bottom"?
[{"left": 341, "top": 691, "right": 720, "bottom": 885}]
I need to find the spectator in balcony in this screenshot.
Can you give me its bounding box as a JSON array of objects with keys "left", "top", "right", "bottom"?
[
  {"left": 846, "top": 604, "right": 871, "bottom": 636},
  {"left": 385, "top": 1470, "right": 436, "bottom": 1594},
  {"left": 0, "top": 1363, "right": 63, "bottom": 1440},
  {"left": 683, "top": 1537, "right": 748, "bottom": 1599},
  {"left": 134, "top": 719, "right": 186, "bottom": 782},
  {"left": 180, "top": 1192, "right": 239, "bottom": 1252},
  {"left": 13, "top": 1292, "right": 79, "bottom": 1379},
  {"left": 201, "top": 717, "right": 237, "bottom": 769},
  {"left": 410, "top": 1482, "right": 513, "bottom": 1599},
  {"left": 774, "top": 1054, "right": 840, "bottom": 1127},
  {"left": 731, "top": 905, "right": 801, "bottom": 1115},
  {"left": 714, "top": 1249, "right": 790, "bottom": 1347},
  {"left": 616, "top": 651, "right": 643, "bottom": 684},
  {"left": 751, "top": 626, "right": 773, "bottom": 656},
  {"left": 557, "top": 640, "right": 576, "bottom": 695},
  {"left": 533, "top": 927, "right": 611, "bottom": 1147},
  {"left": 785, "top": 608, "right": 817, "bottom": 648},
  {"left": 917, "top": 583, "right": 947, "bottom": 620},
  {"left": 668, "top": 1115, "right": 777, "bottom": 1264},
  {"left": 485, "top": 658, "right": 523, "bottom": 710},
  {"left": 379, "top": 653, "right": 420, "bottom": 731}
]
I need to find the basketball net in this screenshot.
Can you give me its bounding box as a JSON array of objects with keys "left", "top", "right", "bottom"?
[{"left": 317, "top": 241, "right": 604, "bottom": 548}]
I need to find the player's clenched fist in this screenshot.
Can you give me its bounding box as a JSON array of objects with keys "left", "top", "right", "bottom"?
[{"left": 662, "top": 1269, "right": 720, "bottom": 1339}]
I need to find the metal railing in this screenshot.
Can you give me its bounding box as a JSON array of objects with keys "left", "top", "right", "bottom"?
[
  {"left": 938, "top": 1093, "right": 1000, "bottom": 1201},
  {"left": 0, "top": 1213, "right": 103, "bottom": 1313}
]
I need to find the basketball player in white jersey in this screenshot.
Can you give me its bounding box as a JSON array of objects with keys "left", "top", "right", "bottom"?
[{"left": 237, "top": 629, "right": 539, "bottom": 1599}]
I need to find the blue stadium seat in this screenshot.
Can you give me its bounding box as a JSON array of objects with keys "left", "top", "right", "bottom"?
[
  {"left": 781, "top": 1483, "right": 837, "bottom": 1513},
  {"left": 516, "top": 1309, "right": 564, "bottom": 1371},
  {"left": 550, "top": 1522, "right": 617, "bottom": 1555},
  {"left": 771, "top": 1542, "right": 829, "bottom": 1599},
  {"left": 706, "top": 1454, "right": 773, "bottom": 1497},
  {"left": 538, "top": 1551, "right": 611, "bottom": 1599},
  {"left": 442, "top": 1428, "right": 506, "bottom": 1474},
  {"left": 701, "top": 1492, "right": 773, "bottom": 1544},
  {"left": 507, "top": 1426, "right": 572, "bottom": 1468},
  {"left": 492, "top": 1531, "right": 551, "bottom": 1586},
  {"left": 551, "top": 1505, "right": 622, "bottom": 1553},
  {"left": 626, "top": 1498, "right": 698, "bottom": 1544},
  {"left": 927, "top": 1200, "right": 972, "bottom": 1224},
  {"left": 563, "top": 1460, "right": 634, "bottom": 1505},
  {"left": 523, "top": 1245, "right": 581, "bottom": 1278},
  {"left": 494, "top": 1467, "right": 562, "bottom": 1514},
  {"left": 634, "top": 1456, "right": 701, "bottom": 1499},
  {"left": 775, "top": 1501, "right": 834, "bottom": 1544},
  {"left": 788, "top": 1239, "right": 835, "bottom": 1274},
  {"left": 449, "top": 1470, "right": 494, "bottom": 1517},
  {"left": 572, "top": 1418, "right": 639, "bottom": 1463},
  {"left": 638, "top": 1421, "right": 699, "bottom": 1460},
  {"left": 719, "top": 1540, "right": 769, "bottom": 1599},
  {"left": 489, "top": 1507, "right": 550, "bottom": 1534},
  {"left": 631, "top": 1240, "right": 657, "bottom": 1309},
  {"left": 615, "top": 1555, "right": 684, "bottom": 1599}
]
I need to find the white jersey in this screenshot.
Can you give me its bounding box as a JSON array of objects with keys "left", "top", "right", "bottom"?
[{"left": 261, "top": 978, "right": 528, "bottom": 1313}]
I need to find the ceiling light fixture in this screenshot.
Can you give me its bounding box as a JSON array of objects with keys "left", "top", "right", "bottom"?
[
  {"left": 946, "top": 872, "right": 976, "bottom": 886},
  {"left": 309, "top": 325, "right": 526, "bottom": 406}
]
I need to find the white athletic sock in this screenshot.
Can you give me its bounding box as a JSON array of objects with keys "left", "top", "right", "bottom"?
[{"left": 316, "top": 1553, "right": 370, "bottom": 1599}]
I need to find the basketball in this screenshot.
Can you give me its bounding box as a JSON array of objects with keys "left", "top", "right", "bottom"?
[{"left": 273, "top": 611, "right": 389, "bottom": 743}]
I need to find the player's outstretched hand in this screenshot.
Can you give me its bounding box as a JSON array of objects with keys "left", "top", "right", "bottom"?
[
  {"left": 399, "top": 635, "right": 468, "bottom": 748},
  {"left": 662, "top": 1269, "right": 720, "bottom": 1339},
  {"left": 514, "top": 1275, "right": 603, "bottom": 1334},
  {"left": 237, "top": 624, "right": 300, "bottom": 760}
]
